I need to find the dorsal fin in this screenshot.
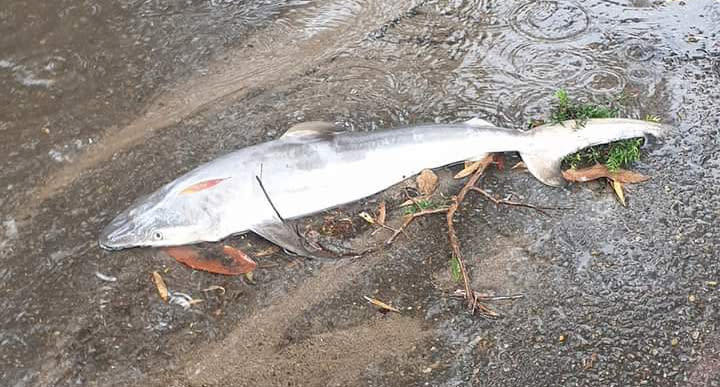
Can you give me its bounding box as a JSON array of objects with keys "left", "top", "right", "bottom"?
[
  {"left": 464, "top": 117, "right": 495, "bottom": 127},
  {"left": 281, "top": 121, "right": 341, "bottom": 139}
]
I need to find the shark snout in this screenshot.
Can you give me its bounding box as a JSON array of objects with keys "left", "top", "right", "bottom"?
[{"left": 99, "top": 213, "right": 138, "bottom": 250}]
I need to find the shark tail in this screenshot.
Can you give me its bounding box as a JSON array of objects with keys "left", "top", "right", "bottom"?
[{"left": 518, "top": 118, "right": 670, "bottom": 187}]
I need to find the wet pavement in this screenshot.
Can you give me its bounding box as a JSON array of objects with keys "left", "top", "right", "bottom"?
[{"left": 1, "top": 0, "right": 719, "bottom": 386}]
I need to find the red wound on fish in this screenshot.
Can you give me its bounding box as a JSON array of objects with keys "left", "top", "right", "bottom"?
[
  {"left": 164, "top": 245, "right": 257, "bottom": 275},
  {"left": 179, "top": 178, "right": 229, "bottom": 194}
]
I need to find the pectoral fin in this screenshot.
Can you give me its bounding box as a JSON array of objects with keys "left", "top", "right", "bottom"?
[{"left": 251, "top": 221, "right": 326, "bottom": 259}]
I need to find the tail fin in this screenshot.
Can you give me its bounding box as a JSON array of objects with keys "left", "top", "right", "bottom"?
[{"left": 519, "top": 118, "right": 669, "bottom": 187}]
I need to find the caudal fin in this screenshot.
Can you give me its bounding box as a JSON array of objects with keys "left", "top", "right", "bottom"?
[{"left": 519, "top": 118, "right": 669, "bottom": 187}]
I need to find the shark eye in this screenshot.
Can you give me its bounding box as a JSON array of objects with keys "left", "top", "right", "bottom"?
[{"left": 153, "top": 232, "right": 163, "bottom": 241}]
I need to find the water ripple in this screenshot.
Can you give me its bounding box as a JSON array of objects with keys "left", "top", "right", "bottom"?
[
  {"left": 579, "top": 68, "right": 627, "bottom": 95},
  {"left": 510, "top": 0, "right": 590, "bottom": 41},
  {"left": 508, "top": 43, "right": 591, "bottom": 83},
  {"left": 621, "top": 40, "right": 656, "bottom": 62}
]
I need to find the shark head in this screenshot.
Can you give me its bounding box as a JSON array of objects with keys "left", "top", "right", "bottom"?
[{"left": 99, "top": 179, "right": 226, "bottom": 250}]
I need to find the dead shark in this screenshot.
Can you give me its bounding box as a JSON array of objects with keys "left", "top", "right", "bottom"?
[{"left": 99, "top": 118, "right": 667, "bottom": 256}]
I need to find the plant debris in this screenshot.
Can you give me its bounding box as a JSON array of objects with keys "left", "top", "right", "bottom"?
[
  {"left": 164, "top": 245, "right": 257, "bottom": 275},
  {"left": 454, "top": 160, "right": 483, "bottom": 179},
  {"left": 359, "top": 211, "right": 376, "bottom": 224},
  {"left": 610, "top": 179, "right": 626, "bottom": 206},
  {"left": 402, "top": 198, "right": 443, "bottom": 215},
  {"left": 360, "top": 207, "right": 398, "bottom": 235},
  {"left": 449, "top": 256, "right": 462, "bottom": 282},
  {"left": 416, "top": 169, "right": 439, "bottom": 195},
  {"left": 533, "top": 89, "right": 659, "bottom": 205},
  {"left": 540, "top": 89, "right": 647, "bottom": 171},
  {"left": 386, "top": 206, "right": 448, "bottom": 244},
  {"left": 561, "top": 164, "right": 650, "bottom": 184},
  {"left": 445, "top": 155, "right": 495, "bottom": 313},
  {"left": 381, "top": 154, "right": 538, "bottom": 317},
  {"left": 202, "top": 285, "right": 226, "bottom": 295},
  {"left": 550, "top": 89, "right": 620, "bottom": 125},
  {"left": 376, "top": 201, "right": 387, "bottom": 225},
  {"left": 363, "top": 296, "right": 400, "bottom": 313},
  {"left": 152, "top": 271, "right": 169, "bottom": 302}
]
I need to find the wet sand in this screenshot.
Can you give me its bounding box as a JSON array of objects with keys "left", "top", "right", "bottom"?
[{"left": 1, "top": 0, "right": 719, "bottom": 386}]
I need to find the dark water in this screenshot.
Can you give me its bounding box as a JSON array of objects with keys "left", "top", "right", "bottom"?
[{"left": 1, "top": 0, "right": 719, "bottom": 386}]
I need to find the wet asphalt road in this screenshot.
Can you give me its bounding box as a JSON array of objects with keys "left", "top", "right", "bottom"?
[{"left": 1, "top": 0, "right": 720, "bottom": 386}]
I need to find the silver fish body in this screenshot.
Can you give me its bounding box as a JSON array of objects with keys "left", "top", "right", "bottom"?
[{"left": 99, "top": 118, "right": 667, "bottom": 252}]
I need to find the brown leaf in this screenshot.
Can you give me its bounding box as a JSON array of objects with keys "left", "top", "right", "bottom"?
[
  {"left": 165, "top": 245, "right": 257, "bottom": 275},
  {"left": 511, "top": 161, "right": 527, "bottom": 170},
  {"left": 416, "top": 169, "right": 438, "bottom": 195},
  {"left": 376, "top": 201, "right": 387, "bottom": 225},
  {"left": 611, "top": 179, "right": 626, "bottom": 206},
  {"left": 152, "top": 271, "right": 169, "bottom": 302},
  {"left": 562, "top": 164, "right": 650, "bottom": 184},
  {"left": 363, "top": 296, "right": 400, "bottom": 313},
  {"left": 454, "top": 161, "right": 481, "bottom": 179}
]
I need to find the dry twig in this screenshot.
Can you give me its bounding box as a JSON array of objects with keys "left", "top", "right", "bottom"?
[
  {"left": 445, "top": 155, "right": 494, "bottom": 310},
  {"left": 385, "top": 207, "right": 449, "bottom": 245},
  {"left": 382, "top": 154, "right": 541, "bottom": 317},
  {"left": 469, "top": 187, "right": 562, "bottom": 216}
]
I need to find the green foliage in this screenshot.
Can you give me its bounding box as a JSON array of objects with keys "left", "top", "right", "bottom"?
[
  {"left": 404, "top": 198, "right": 440, "bottom": 215},
  {"left": 606, "top": 138, "right": 644, "bottom": 172},
  {"left": 550, "top": 89, "right": 620, "bottom": 125},
  {"left": 547, "top": 89, "right": 644, "bottom": 170},
  {"left": 450, "top": 256, "right": 461, "bottom": 282}
]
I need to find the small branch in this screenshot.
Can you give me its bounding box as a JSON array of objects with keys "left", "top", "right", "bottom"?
[
  {"left": 452, "top": 290, "right": 525, "bottom": 319},
  {"left": 452, "top": 290, "right": 525, "bottom": 302},
  {"left": 385, "top": 208, "right": 448, "bottom": 245},
  {"left": 469, "top": 187, "right": 558, "bottom": 216},
  {"left": 446, "top": 155, "right": 495, "bottom": 309}
]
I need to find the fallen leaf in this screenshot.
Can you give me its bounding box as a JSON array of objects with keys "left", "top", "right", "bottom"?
[
  {"left": 376, "top": 201, "right": 387, "bottom": 225},
  {"left": 454, "top": 161, "right": 482, "bottom": 179},
  {"left": 165, "top": 245, "right": 257, "bottom": 275},
  {"left": 449, "top": 257, "right": 462, "bottom": 282},
  {"left": 611, "top": 179, "right": 626, "bottom": 206},
  {"left": 363, "top": 296, "right": 400, "bottom": 313},
  {"left": 359, "top": 211, "right": 375, "bottom": 224},
  {"left": 202, "top": 285, "right": 226, "bottom": 295},
  {"left": 152, "top": 271, "right": 169, "bottom": 302},
  {"left": 244, "top": 271, "right": 256, "bottom": 284},
  {"left": 255, "top": 245, "right": 280, "bottom": 257},
  {"left": 511, "top": 161, "right": 527, "bottom": 170},
  {"left": 562, "top": 164, "right": 650, "bottom": 184},
  {"left": 416, "top": 169, "right": 438, "bottom": 195}
]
